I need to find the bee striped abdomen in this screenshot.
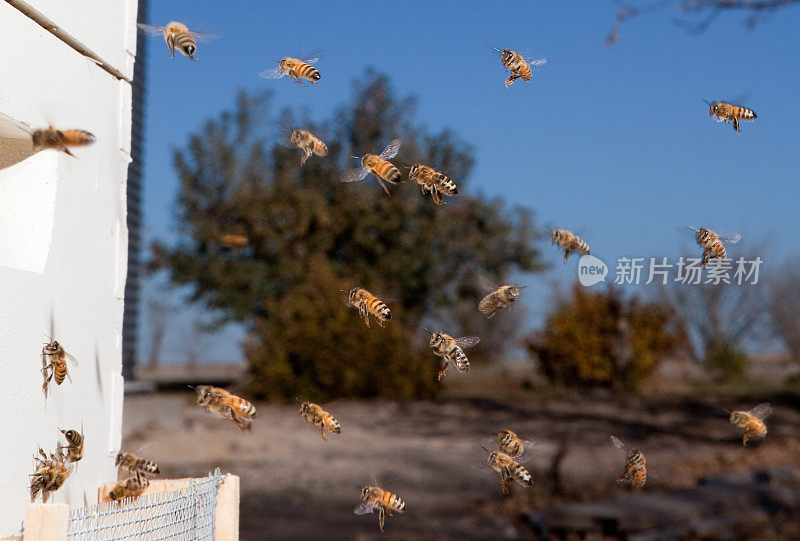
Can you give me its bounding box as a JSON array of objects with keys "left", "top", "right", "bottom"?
[
  {"left": 168, "top": 31, "right": 196, "bottom": 59},
  {"left": 54, "top": 361, "right": 67, "bottom": 385},
  {"left": 509, "top": 464, "right": 533, "bottom": 486},
  {"left": 231, "top": 397, "right": 257, "bottom": 419},
  {"left": 313, "top": 140, "right": 328, "bottom": 156},
  {"left": 434, "top": 172, "right": 458, "bottom": 195},
  {"left": 297, "top": 62, "right": 320, "bottom": 81},
  {"left": 452, "top": 348, "right": 469, "bottom": 372},
  {"left": 365, "top": 297, "right": 391, "bottom": 321},
  {"left": 380, "top": 491, "right": 406, "bottom": 512},
  {"left": 374, "top": 160, "right": 402, "bottom": 184}
]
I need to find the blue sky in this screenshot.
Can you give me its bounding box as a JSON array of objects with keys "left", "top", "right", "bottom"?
[{"left": 138, "top": 1, "right": 800, "bottom": 363}]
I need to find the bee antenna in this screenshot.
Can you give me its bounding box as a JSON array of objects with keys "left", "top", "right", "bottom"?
[
  {"left": 399, "top": 161, "right": 411, "bottom": 167},
  {"left": 295, "top": 396, "right": 302, "bottom": 405},
  {"left": 423, "top": 328, "right": 433, "bottom": 335},
  {"left": 703, "top": 98, "right": 712, "bottom": 106},
  {"left": 350, "top": 155, "right": 360, "bottom": 159},
  {"left": 187, "top": 385, "right": 196, "bottom": 391},
  {"left": 480, "top": 446, "right": 491, "bottom": 452},
  {"left": 491, "top": 47, "right": 501, "bottom": 52}
]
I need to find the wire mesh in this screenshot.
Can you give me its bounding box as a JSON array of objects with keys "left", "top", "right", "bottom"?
[{"left": 66, "top": 469, "right": 227, "bottom": 540}]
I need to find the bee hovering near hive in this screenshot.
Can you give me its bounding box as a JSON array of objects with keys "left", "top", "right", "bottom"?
[
  {"left": 477, "top": 275, "right": 525, "bottom": 319},
  {"left": 426, "top": 329, "right": 480, "bottom": 381},
  {"left": 0, "top": 113, "right": 95, "bottom": 158},
  {"left": 137, "top": 22, "right": 218, "bottom": 60},
  {"left": 495, "top": 429, "right": 533, "bottom": 459},
  {"left": 218, "top": 234, "right": 250, "bottom": 249},
  {"left": 610, "top": 436, "right": 646, "bottom": 489},
  {"left": 343, "top": 287, "right": 392, "bottom": 328},
  {"left": 342, "top": 139, "right": 402, "bottom": 196},
  {"left": 552, "top": 229, "right": 590, "bottom": 263},
  {"left": 354, "top": 485, "right": 406, "bottom": 532},
  {"left": 58, "top": 426, "right": 84, "bottom": 463},
  {"left": 289, "top": 129, "right": 328, "bottom": 165},
  {"left": 728, "top": 403, "right": 773, "bottom": 446},
  {"left": 29, "top": 447, "right": 71, "bottom": 502},
  {"left": 705, "top": 100, "right": 756, "bottom": 134},
  {"left": 690, "top": 227, "right": 741, "bottom": 266},
  {"left": 492, "top": 47, "right": 547, "bottom": 89},
  {"left": 482, "top": 446, "right": 533, "bottom": 494},
  {"left": 116, "top": 452, "right": 161, "bottom": 476},
  {"left": 109, "top": 471, "right": 149, "bottom": 501},
  {"left": 406, "top": 163, "right": 458, "bottom": 205},
  {"left": 41, "top": 337, "right": 78, "bottom": 397},
  {"left": 296, "top": 399, "right": 341, "bottom": 441},
  {"left": 260, "top": 56, "right": 321, "bottom": 86},
  {"left": 192, "top": 385, "right": 257, "bottom": 430}
]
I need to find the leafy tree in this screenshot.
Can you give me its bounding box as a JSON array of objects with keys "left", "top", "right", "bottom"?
[
  {"left": 526, "top": 284, "right": 683, "bottom": 389},
  {"left": 151, "top": 73, "right": 546, "bottom": 399}
]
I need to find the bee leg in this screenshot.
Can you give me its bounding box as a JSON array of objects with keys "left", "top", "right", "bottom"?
[
  {"left": 320, "top": 428, "right": 327, "bottom": 442},
  {"left": 378, "top": 508, "right": 385, "bottom": 532},
  {"left": 60, "top": 147, "right": 76, "bottom": 158},
  {"left": 733, "top": 118, "right": 740, "bottom": 134},
  {"left": 363, "top": 314, "right": 371, "bottom": 328},
  {"left": 376, "top": 177, "right": 392, "bottom": 197},
  {"left": 376, "top": 318, "right": 385, "bottom": 328},
  {"left": 487, "top": 311, "right": 497, "bottom": 319}
]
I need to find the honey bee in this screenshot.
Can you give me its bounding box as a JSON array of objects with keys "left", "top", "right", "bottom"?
[
  {"left": 342, "top": 139, "right": 402, "bottom": 196},
  {"left": 289, "top": 129, "right": 328, "bottom": 165},
  {"left": 493, "top": 47, "right": 547, "bottom": 89},
  {"left": 354, "top": 485, "right": 406, "bottom": 532},
  {"left": 611, "top": 436, "right": 646, "bottom": 489},
  {"left": 691, "top": 227, "right": 742, "bottom": 266},
  {"left": 728, "top": 403, "right": 773, "bottom": 446},
  {"left": 31, "top": 127, "right": 96, "bottom": 157},
  {"left": 193, "top": 385, "right": 257, "bottom": 430},
  {"left": 296, "top": 399, "right": 341, "bottom": 441},
  {"left": 426, "top": 330, "right": 480, "bottom": 381},
  {"left": 218, "top": 234, "right": 250, "bottom": 249},
  {"left": 41, "top": 338, "right": 78, "bottom": 397},
  {"left": 260, "top": 56, "right": 321, "bottom": 86},
  {"left": 29, "top": 448, "right": 70, "bottom": 502},
  {"left": 137, "top": 22, "right": 217, "bottom": 60},
  {"left": 552, "top": 229, "right": 590, "bottom": 263},
  {"left": 478, "top": 285, "right": 523, "bottom": 319},
  {"left": 116, "top": 452, "right": 161, "bottom": 475},
  {"left": 495, "top": 429, "right": 533, "bottom": 459},
  {"left": 58, "top": 427, "right": 84, "bottom": 463},
  {"left": 705, "top": 100, "right": 757, "bottom": 134},
  {"left": 484, "top": 447, "right": 533, "bottom": 494},
  {"left": 109, "top": 471, "right": 149, "bottom": 501},
  {"left": 344, "top": 287, "right": 392, "bottom": 328},
  {"left": 407, "top": 163, "right": 458, "bottom": 205}
]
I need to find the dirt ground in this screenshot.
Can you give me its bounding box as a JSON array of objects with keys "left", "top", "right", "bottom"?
[{"left": 121, "top": 386, "right": 800, "bottom": 540}]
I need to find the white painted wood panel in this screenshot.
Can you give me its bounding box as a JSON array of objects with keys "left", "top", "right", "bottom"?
[
  {"left": 0, "top": 1, "right": 133, "bottom": 535},
  {"left": 15, "top": 0, "right": 138, "bottom": 79}
]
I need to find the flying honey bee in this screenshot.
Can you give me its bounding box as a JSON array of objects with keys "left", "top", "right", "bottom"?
[
  {"left": 495, "top": 429, "right": 533, "bottom": 459},
  {"left": 705, "top": 100, "right": 757, "bottom": 134},
  {"left": 218, "top": 234, "right": 250, "bottom": 249},
  {"left": 610, "top": 436, "right": 646, "bottom": 489},
  {"left": 342, "top": 139, "right": 402, "bottom": 196},
  {"left": 728, "top": 403, "right": 773, "bottom": 446},
  {"left": 31, "top": 127, "right": 96, "bottom": 157},
  {"left": 483, "top": 447, "right": 533, "bottom": 494},
  {"left": 193, "top": 385, "right": 257, "bottom": 430},
  {"left": 116, "top": 452, "right": 161, "bottom": 476},
  {"left": 354, "top": 485, "right": 406, "bottom": 532},
  {"left": 343, "top": 287, "right": 392, "bottom": 328},
  {"left": 552, "top": 229, "right": 590, "bottom": 263},
  {"left": 29, "top": 448, "right": 71, "bottom": 502},
  {"left": 296, "top": 399, "right": 341, "bottom": 441},
  {"left": 426, "top": 330, "right": 480, "bottom": 381},
  {"left": 289, "top": 129, "right": 328, "bottom": 165},
  {"left": 137, "top": 22, "right": 218, "bottom": 60},
  {"left": 260, "top": 56, "right": 321, "bottom": 86},
  {"left": 492, "top": 47, "right": 547, "bottom": 89},
  {"left": 406, "top": 163, "right": 458, "bottom": 205},
  {"left": 58, "top": 427, "right": 84, "bottom": 463},
  {"left": 109, "top": 471, "right": 149, "bottom": 501},
  {"left": 41, "top": 338, "right": 78, "bottom": 397},
  {"left": 478, "top": 283, "right": 524, "bottom": 319},
  {"left": 690, "top": 227, "right": 741, "bottom": 266}
]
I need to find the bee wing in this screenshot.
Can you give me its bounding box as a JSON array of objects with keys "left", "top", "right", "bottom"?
[
  {"left": 189, "top": 31, "right": 221, "bottom": 43},
  {"left": 353, "top": 500, "right": 378, "bottom": 515},
  {"left": 718, "top": 233, "right": 742, "bottom": 244},
  {"left": 455, "top": 336, "right": 481, "bottom": 349},
  {"left": 378, "top": 139, "right": 401, "bottom": 160},
  {"left": 610, "top": 435, "right": 626, "bottom": 450},
  {"left": 65, "top": 352, "right": 78, "bottom": 366},
  {"left": 525, "top": 56, "right": 547, "bottom": 67},
  {"left": 749, "top": 403, "right": 773, "bottom": 421},
  {"left": 478, "top": 275, "right": 500, "bottom": 293},
  {"left": 136, "top": 23, "right": 166, "bottom": 36},
  {"left": 300, "top": 56, "right": 320, "bottom": 64},
  {"left": 259, "top": 67, "right": 285, "bottom": 79},
  {"left": 341, "top": 168, "right": 369, "bottom": 183}
]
